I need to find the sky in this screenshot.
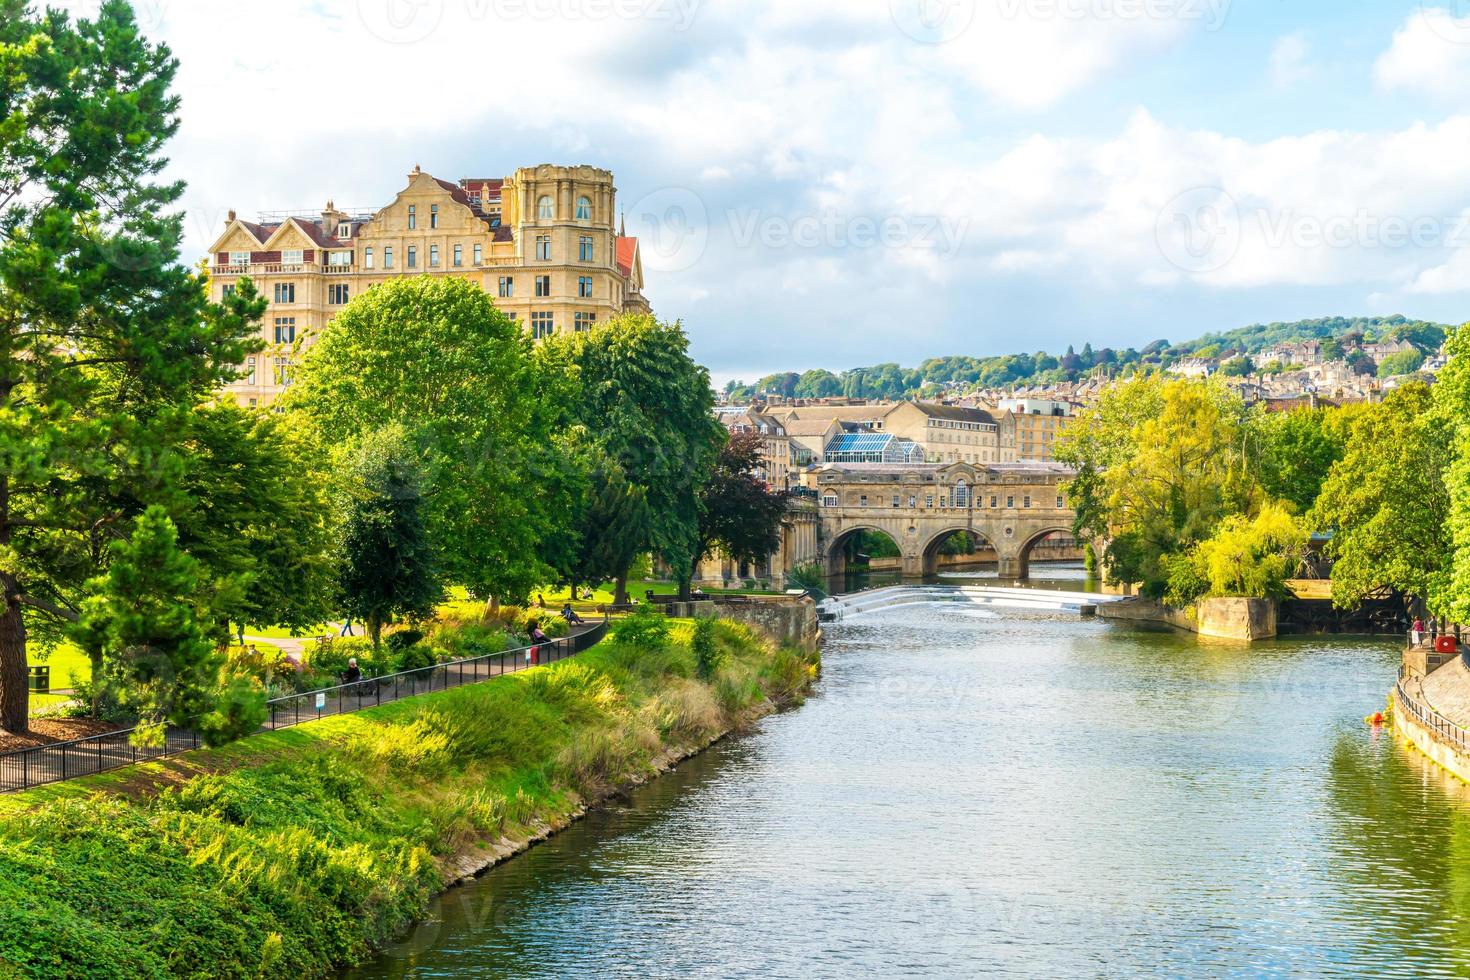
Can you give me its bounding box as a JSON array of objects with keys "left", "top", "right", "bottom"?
[{"left": 64, "top": 0, "right": 1470, "bottom": 383}]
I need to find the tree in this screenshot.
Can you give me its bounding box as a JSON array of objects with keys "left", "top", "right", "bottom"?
[
  {"left": 550, "top": 442, "right": 650, "bottom": 600},
  {"left": 1429, "top": 325, "right": 1470, "bottom": 621},
  {"left": 290, "top": 276, "right": 564, "bottom": 605},
  {"left": 755, "top": 372, "right": 800, "bottom": 399},
  {"left": 71, "top": 507, "right": 228, "bottom": 742},
  {"left": 1058, "top": 377, "right": 1253, "bottom": 595},
  {"left": 1164, "top": 502, "right": 1306, "bottom": 606},
  {"left": 0, "top": 2, "right": 257, "bottom": 732},
  {"left": 1219, "top": 356, "right": 1254, "bottom": 377},
  {"left": 794, "top": 368, "right": 842, "bottom": 399},
  {"left": 1320, "top": 338, "right": 1344, "bottom": 362},
  {"left": 1250, "top": 405, "right": 1362, "bottom": 513},
  {"left": 1376, "top": 349, "right": 1425, "bottom": 378},
  {"left": 1310, "top": 383, "right": 1450, "bottom": 609},
  {"left": 694, "top": 431, "right": 789, "bottom": 578},
  {"left": 538, "top": 315, "right": 722, "bottom": 602},
  {"left": 337, "top": 428, "right": 442, "bottom": 654}
]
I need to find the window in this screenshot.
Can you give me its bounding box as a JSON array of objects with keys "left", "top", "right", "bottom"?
[
  {"left": 221, "top": 284, "right": 236, "bottom": 300},
  {"left": 282, "top": 249, "right": 303, "bottom": 266},
  {"left": 273, "top": 317, "right": 296, "bottom": 344},
  {"left": 990, "top": 495, "right": 998, "bottom": 508},
  {"left": 574, "top": 311, "right": 595, "bottom": 332},
  {"left": 530, "top": 311, "right": 554, "bottom": 339},
  {"left": 575, "top": 195, "right": 591, "bottom": 220},
  {"left": 909, "top": 495, "right": 917, "bottom": 508},
  {"left": 429, "top": 244, "right": 439, "bottom": 267},
  {"left": 337, "top": 222, "right": 351, "bottom": 238},
  {"left": 453, "top": 244, "right": 463, "bottom": 267},
  {"left": 228, "top": 250, "right": 249, "bottom": 267},
  {"left": 1024, "top": 495, "right": 1032, "bottom": 509},
  {"left": 1057, "top": 495, "right": 1065, "bottom": 509},
  {"left": 859, "top": 495, "right": 869, "bottom": 507},
  {"left": 473, "top": 244, "right": 483, "bottom": 265},
  {"left": 578, "top": 275, "right": 593, "bottom": 298},
  {"left": 273, "top": 282, "right": 295, "bottom": 304},
  {"left": 407, "top": 205, "right": 416, "bottom": 230},
  {"left": 430, "top": 204, "right": 438, "bottom": 229},
  {"left": 822, "top": 492, "right": 838, "bottom": 508},
  {"left": 364, "top": 247, "right": 375, "bottom": 269},
  {"left": 925, "top": 495, "right": 934, "bottom": 508},
  {"left": 328, "top": 283, "right": 349, "bottom": 304},
  {"left": 328, "top": 250, "right": 352, "bottom": 266},
  {"left": 579, "top": 235, "right": 594, "bottom": 262},
  {"left": 954, "top": 480, "right": 969, "bottom": 508},
  {"left": 891, "top": 495, "right": 900, "bottom": 508},
  {"left": 498, "top": 276, "right": 514, "bottom": 298},
  {"left": 407, "top": 246, "right": 417, "bottom": 268},
  {"left": 1006, "top": 496, "right": 1015, "bottom": 509},
  {"left": 384, "top": 247, "right": 394, "bottom": 269},
  {"left": 536, "top": 235, "right": 551, "bottom": 260},
  {"left": 274, "top": 356, "right": 292, "bottom": 386},
  {"left": 537, "top": 195, "right": 554, "bottom": 220},
  {"left": 533, "top": 275, "right": 550, "bottom": 297},
  {"left": 245, "top": 356, "right": 256, "bottom": 385}
]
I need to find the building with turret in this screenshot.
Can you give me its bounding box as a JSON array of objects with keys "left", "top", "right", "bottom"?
[{"left": 206, "top": 164, "right": 649, "bottom": 407}]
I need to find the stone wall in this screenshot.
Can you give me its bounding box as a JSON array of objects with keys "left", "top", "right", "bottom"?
[
  {"left": 1393, "top": 687, "right": 1470, "bottom": 784},
  {"left": 664, "top": 597, "right": 822, "bottom": 653},
  {"left": 1096, "top": 596, "right": 1279, "bottom": 640}
]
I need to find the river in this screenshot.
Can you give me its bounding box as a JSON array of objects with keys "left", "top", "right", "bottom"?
[{"left": 351, "top": 584, "right": 1470, "bottom": 978}]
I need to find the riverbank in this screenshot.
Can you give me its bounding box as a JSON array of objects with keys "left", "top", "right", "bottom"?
[{"left": 0, "top": 618, "right": 818, "bottom": 979}]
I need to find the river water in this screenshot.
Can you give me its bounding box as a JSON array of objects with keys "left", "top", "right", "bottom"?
[{"left": 352, "top": 584, "right": 1470, "bottom": 978}]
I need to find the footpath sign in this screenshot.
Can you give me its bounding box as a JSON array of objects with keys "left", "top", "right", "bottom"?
[{"left": 315, "top": 691, "right": 326, "bottom": 713}]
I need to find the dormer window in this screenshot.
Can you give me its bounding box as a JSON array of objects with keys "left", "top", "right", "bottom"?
[
  {"left": 337, "top": 222, "right": 351, "bottom": 238},
  {"left": 537, "top": 195, "right": 554, "bottom": 220},
  {"left": 576, "top": 196, "right": 591, "bottom": 221}
]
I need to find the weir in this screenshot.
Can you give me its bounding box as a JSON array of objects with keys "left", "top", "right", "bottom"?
[{"left": 819, "top": 584, "right": 1129, "bottom": 621}]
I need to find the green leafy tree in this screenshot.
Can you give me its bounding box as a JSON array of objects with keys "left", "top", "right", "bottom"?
[
  {"left": 0, "top": 2, "right": 257, "bottom": 731},
  {"left": 694, "top": 431, "right": 790, "bottom": 578},
  {"left": 794, "top": 368, "right": 842, "bottom": 399},
  {"left": 551, "top": 441, "right": 650, "bottom": 600},
  {"left": 1054, "top": 374, "right": 1168, "bottom": 546},
  {"left": 1376, "top": 349, "right": 1425, "bottom": 378},
  {"left": 1249, "top": 405, "right": 1363, "bottom": 513},
  {"left": 1310, "top": 383, "right": 1450, "bottom": 609},
  {"left": 1429, "top": 326, "right": 1470, "bottom": 621},
  {"left": 291, "top": 276, "right": 564, "bottom": 605},
  {"left": 538, "top": 315, "right": 722, "bottom": 602},
  {"left": 1163, "top": 502, "right": 1306, "bottom": 606},
  {"left": 1219, "top": 356, "right": 1254, "bottom": 377},
  {"left": 71, "top": 507, "right": 230, "bottom": 742},
  {"left": 338, "top": 428, "right": 443, "bottom": 654}
]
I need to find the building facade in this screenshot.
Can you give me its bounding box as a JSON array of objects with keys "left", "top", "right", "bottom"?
[
  {"left": 206, "top": 164, "right": 648, "bottom": 407},
  {"left": 996, "top": 398, "right": 1074, "bottom": 463}
]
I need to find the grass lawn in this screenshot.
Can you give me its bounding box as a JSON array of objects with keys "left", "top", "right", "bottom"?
[
  {"left": 27, "top": 642, "right": 91, "bottom": 689},
  {"left": 243, "top": 624, "right": 334, "bottom": 640}
]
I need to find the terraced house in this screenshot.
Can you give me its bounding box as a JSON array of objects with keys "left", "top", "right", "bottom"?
[{"left": 207, "top": 164, "right": 649, "bottom": 406}]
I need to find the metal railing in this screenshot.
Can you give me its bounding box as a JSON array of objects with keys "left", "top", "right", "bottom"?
[
  {"left": 0, "top": 619, "right": 608, "bottom": 795},
  {"left": 1397, "top": 664, "right": 1470, "bottom": 753}
]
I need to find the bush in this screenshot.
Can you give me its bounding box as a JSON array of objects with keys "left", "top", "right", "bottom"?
[
  {"left": 611, "top": 609, "right": 671, "bottom": 650},
  {"left": 692, "top": 618, "right": 722, "bottom": 681},
  {"left": 391, "top": 644, "right": 439, "bottom": 674},
  {"left": 197, "top": 671, "right": 269, "bottom": 747},
  {"left": 385, "top": 629, "right": 426, "bottom": 652}
]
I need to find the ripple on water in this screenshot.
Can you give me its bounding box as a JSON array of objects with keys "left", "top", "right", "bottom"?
[{"left": 353, "top": 603, "right": 1470, "bottom": 979}]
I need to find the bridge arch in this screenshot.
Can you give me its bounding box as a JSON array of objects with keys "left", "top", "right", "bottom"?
[
  {"left": 824, "top": 524, "right": 906, "bottom": 579},
  {"left": 1013, "top": 525, "right": 1078, "bottom": 580},
  {"left": 919, "top": 524, "right": 1002, "bottom": 578}
]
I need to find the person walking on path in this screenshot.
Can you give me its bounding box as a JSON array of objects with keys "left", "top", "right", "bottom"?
[
  {"left": 1412, "top": 617, "right": 1425, "bottom": 648},
  {"left": 340, "top": 618, "right": 355, "bottom": 637}
]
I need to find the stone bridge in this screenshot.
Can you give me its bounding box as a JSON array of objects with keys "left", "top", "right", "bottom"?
[{"left": 804, "top": 461, "right": 1079, "bottom": 580}]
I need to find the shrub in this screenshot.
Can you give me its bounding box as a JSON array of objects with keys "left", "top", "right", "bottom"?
[
  {"left": 197, "top": 671, "right": 269, "bottom": 747},
  {"left": 611, "top": 609, "right": 671, "bottom": 650},
  {"left": 385, "top": 629, "right": 426, "bottom": 652},
  {"left": 391, "top": 644, "right": 439, "bottom": 674},
  {"left": 692, "top": 618, "right": 722, "bottom": 681}
]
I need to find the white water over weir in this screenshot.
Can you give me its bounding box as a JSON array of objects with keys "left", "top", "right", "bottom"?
[{"left": 819, "top": 584, "right": 1129, "bottom": 621}]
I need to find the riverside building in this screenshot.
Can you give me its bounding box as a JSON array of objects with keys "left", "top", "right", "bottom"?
[{"left": 206, "top": 164, "right": 649, "bottom": 407}]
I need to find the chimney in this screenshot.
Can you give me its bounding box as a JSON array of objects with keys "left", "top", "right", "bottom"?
[
  {"left": 226, "top": 209, "right": 236, "bottom": 224},
  {"left": 322, "top": 199, "right": 344, "bottom": 239}
]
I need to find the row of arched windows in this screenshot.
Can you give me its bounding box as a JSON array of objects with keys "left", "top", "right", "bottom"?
[{"left": 537, "top": 195, "right": 594, "bottom": 222}]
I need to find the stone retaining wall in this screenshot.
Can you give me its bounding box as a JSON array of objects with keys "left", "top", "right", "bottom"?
[
  {"left": 663, "top": 598, "right": 822, "bottom": 653},
  {"left": 1096, "top": 596, "right": 1278, "bottom": 640}
]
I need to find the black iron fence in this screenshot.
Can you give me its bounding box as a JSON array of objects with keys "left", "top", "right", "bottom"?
[
  {"left": 1397, "top": 666, "right": 1470, "bottom": 754},
  {"left": 0, "top": 619, "right": 608, "bottom": 795}
]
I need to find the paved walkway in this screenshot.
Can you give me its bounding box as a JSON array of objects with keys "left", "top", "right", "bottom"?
[{"left": 1420, "top": 655, "right": 1470, "bottom": 729}]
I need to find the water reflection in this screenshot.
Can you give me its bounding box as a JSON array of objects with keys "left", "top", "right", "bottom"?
[{"left": 352, "top": 602, "right": 1470, "bottom": 978}]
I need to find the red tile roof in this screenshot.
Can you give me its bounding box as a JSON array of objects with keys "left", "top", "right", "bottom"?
[{"left": 616, "top": 236, "right": 637, "bottom": 278}]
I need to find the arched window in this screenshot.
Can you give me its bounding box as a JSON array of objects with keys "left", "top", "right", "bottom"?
[
  {"left": 537, "top": 195, "right": 554, "bottom": 220},
  {"left": 955, "top": 480, "right": 970, "bottom": 508},
  {"left": 576, "top": 195, "right": 592, "bottom": 220}
]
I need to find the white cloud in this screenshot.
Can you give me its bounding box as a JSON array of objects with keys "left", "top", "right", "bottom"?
[
  {"left": 1269, "top": 32, "right": 1312, "bottom": 88},
  {"left": 1375, "top": 8, "right": 1470, "bottom": 97}
]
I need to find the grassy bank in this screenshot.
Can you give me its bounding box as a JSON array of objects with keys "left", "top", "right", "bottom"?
[{"left": 0, "top": 618, "right": 818, "bottom": 979}]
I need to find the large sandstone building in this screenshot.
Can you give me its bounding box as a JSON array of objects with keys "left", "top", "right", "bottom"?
[{"left": 207, "top": 164, "right": 648, "bottom": 406}]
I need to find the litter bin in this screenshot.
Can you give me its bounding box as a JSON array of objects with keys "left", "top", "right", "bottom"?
[
  {"left": 1436, "top": 634, "right": 1459, "bottom": 655},
  {"left": 28, "top": 665, "right": 49, "bottom": 693}
]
